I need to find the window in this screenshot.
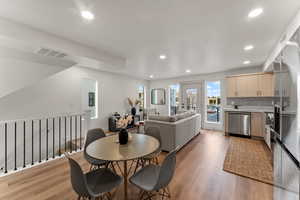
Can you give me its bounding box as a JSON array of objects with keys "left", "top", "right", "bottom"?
[
  {"left": 138, "top": 85, "right": 145, "bottom": 109},
  {"left": 169, "top": 84, "right": 180, "bottom": 115},
  {"left": 81, "top": 79, "right": 98, "bottom": 119},
  {"left": 206, "top": 81, "right": 221, "bottom": 123}
]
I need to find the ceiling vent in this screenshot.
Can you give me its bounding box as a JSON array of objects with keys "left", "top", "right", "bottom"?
[{"left": 35, "top": 47, "right": 67, "bottom": 58}]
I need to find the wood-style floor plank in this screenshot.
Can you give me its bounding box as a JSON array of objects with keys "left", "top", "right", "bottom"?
[{"left": 0, "top": 130, "right": 273, "bottom": 200}]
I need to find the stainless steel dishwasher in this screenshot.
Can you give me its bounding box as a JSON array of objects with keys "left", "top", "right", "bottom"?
[{"left": 228, "top": 112, "right": 251, "bottom": 136}]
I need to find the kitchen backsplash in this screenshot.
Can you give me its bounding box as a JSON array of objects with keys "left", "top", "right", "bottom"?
[{"left": 226, "top": 97, "right": 275, "bottom": 107}]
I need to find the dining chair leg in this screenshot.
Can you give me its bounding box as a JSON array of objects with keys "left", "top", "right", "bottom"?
[
  {"left": 109, "top": 162, "right": 117, "bottom": 173},
  {"left": 134, "top": 159, "right": 141, "bottom": 174},
  {"left": 145, "top": 191, "right": 155, "bottom": 200},
  {"left": 138, "top": 190, "right": 145, "bottom": 200},
  {"left": 166, "top": 186, "right": 171, "bottom": 197},
  {"left": 128, "top": 160, "right": 136, "bottom": 175},
  {"left": 105, "top": 162, "right": 109, "bottom": 168},
  {"left": 155, "top": 157, "right": 159, "bottom": 164},
  {"left": 162, "top": 187, "right": 171, "bottom": 199},
  {"left": 161, "top": 190, "right": 165, "bottom": 200},
  {"left": 115, "top": 162, "right": 124, "bottom": 176},
  {"left": 105, "top": 192, "right": 112, "bottom": 200}
]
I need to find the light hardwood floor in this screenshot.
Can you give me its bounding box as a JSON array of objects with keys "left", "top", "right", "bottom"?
[{"left": 0, "top": 130, "right": 273, "bottom": 200}]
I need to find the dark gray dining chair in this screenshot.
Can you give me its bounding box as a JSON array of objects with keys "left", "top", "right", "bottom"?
[
  {"left": 130, "top": 150, "right": 176, "bottom": 200},
  {"left": 65, "top": 153, "right": 122, "bottom": 200},
  {"left": 84, "top": 128, "right": 108, "bottom": 170},
  {"left": 133, "top": 127, "right": 162, "bottom": 173}
]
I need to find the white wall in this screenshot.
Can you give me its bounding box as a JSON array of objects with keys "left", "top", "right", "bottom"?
[
  {"left": 149, "top": 66, "right": 263, "bottom": 131},
  {"left": 0, "top": 66, "right": 149, "bottom": 131},
  {"left": 0, "top": 58, "right": 68, "bottom": 98}
]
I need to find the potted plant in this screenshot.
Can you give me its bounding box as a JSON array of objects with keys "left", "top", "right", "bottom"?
[{"left": 128, "top": 98, "right": 141, "bottom": 116}]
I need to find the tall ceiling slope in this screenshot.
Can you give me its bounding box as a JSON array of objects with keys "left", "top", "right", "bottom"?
[
  {"left": 0, "top": 46, "right": 75, "bottom": 99},
  {"left": 0, "top": 0, "right": 299, "bottom": 79}
]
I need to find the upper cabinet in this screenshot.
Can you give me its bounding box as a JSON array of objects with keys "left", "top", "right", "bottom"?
[
  {"left": 226, "top": 73, "right": 274, "bottom": 97},
  {"left": 258, "top": 73, "right": 274, "bottom": 97},
  {"left": 227, "top": 77, "right": 237, "bottom": 97},
  {"left": 236, "top": 74, "right": 259, "bottom": 97}
]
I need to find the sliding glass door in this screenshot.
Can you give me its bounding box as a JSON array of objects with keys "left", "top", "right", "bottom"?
[
  {"left": 205, "top": 81, "right": 221, "bottom": 123},
  {"left": 181, "top": 83, "right": 201, "bottom": 113}
]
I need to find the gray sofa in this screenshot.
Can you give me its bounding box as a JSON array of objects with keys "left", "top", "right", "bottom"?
[{"left": 145, "top": 112, "right": 201, "bottom": 152}]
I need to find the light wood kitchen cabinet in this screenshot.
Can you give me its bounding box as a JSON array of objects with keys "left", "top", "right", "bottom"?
[
  {"left": 251, "top": 112, "right": 264, "bottom": 137},
  {"left": 227, "top": 77, "right": 237, "bottom": 97},
  {"left": 236, "top": 75, "right": 259, "bottom": 97},
  {"left": 226, "top": 73, "right": 274, "bottom": 97},
  {"left": 235, "top": 76, "right": 248, "bottom": 97},
  {"left": 258, "top": 73, "right": 274, "bottom": 97}
]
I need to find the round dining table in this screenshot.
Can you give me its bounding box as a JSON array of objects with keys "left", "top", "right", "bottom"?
[{"left": 86, "top": 133, "right": 160, "bottom": 200}]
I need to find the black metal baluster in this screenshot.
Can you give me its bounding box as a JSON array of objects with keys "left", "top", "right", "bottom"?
[
  {"left": 23, "top": 121, "right": 26, "bottom": 168},
  {"left": 59, "top": 117, "right": 61, "bottom": 156},
  {"left": 79, "top": 115, "right": 82, "bottom": 150},
  {"left": 70, "top": 116, "right": 72, "bottom": 152},
  {"left": 65, "top": 117, "right": 67, "bottom": 153},
  {"left": 75, "top": 115, "right": 77, "bottom": 151},
  {"left": 32, "top": 120, "right": 34, "bottom": 165},
  {"left": 14, "top": 122, "right": 17, "bottom": 170},
  {"left": 46, "top": 118, "right": 48, "bottom": 160},
  {"left": 52, "top": 118, "right": 55, "bottom": 159},
  {"left": 4, "top": 123, "right": 7, "bottom": 173},
  {"left": 39, "top": 120, "right": 41, "bottom": 163}
]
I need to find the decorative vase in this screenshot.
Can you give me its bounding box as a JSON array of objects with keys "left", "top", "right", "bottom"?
[
  {"left": 131, "top": 107, "right": 136, "bottom": 116},
  {"left": 119, "top": 128, "right": 128, "bottom": 145}
]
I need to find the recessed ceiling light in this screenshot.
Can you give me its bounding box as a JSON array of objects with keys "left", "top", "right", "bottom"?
[
  {"left": 159, "top": 54, "right": 167, "bottom": 60},
  {"left": 81, "top": 10, "right": 95, "bottom": 20},
  {"left": 149, "top": 75, "right": 154, "bottom": 78},
  {"left": 243, "top": 60, "right": 251, "bottom": 65},
  {"left": 248, "top": 8, "right": 263, "bottom": 19},
  {"left": 244, "top": 45, "right": 254, "bottom": 51},
  {"left": 186, "top": 69, "right": 191, "bottom": 73}
]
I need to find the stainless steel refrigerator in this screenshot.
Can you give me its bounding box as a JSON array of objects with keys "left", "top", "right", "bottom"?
[{"left": 272, "top": 27, "right": 300, "bottom": 200}]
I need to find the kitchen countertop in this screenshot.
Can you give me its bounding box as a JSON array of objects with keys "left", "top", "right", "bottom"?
[{"left": 223, "top": 106, "right": 273, "bottom": 113}]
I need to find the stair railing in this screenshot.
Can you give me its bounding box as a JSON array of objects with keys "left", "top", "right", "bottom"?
[{"left": 0, "top": 112, "right": 86, "bottom": 175}]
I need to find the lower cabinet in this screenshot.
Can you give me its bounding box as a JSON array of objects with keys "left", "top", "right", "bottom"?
[
  {"left": 251, "top": 112, "right": 264, "bottom": 137},
  {"left": 225, "top": 111, "right": 266, "bottom": 139}
]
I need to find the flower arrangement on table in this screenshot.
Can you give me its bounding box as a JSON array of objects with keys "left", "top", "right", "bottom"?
[
  {"left": 116, "top": 115, "right": 133, "bottom": 144},
  {"left": 116, "top": 115, "right": 133, "bottom": 129}
]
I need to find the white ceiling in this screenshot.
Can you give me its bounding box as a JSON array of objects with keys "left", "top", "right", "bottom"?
[{"left": 0, "top": 0, "right": 299, "bottom": 80}]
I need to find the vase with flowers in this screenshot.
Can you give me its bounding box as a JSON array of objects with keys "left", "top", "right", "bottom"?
[{"left": 116, "top": 115, "right": 133, "bottom": 144}]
